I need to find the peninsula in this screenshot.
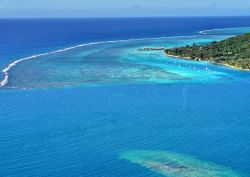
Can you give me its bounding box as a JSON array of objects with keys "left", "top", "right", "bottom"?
[{"left": 165, "top": 33, "right": 250, "bottom": 70}]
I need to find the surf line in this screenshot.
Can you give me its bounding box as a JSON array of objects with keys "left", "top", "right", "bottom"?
[
  {"left": 199, "top": 26, "right": 250, "bottom": 34},
  {"left": 0, "top": 34, "right": 208, "bottom": 88}
]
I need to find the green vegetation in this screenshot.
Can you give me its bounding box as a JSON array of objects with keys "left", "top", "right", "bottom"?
[{"left": 165, "top": 33, "right": 250, "bottom": 70}]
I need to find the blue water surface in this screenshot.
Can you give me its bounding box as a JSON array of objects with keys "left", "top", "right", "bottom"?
[{"left": 0, "top": 17, "right": 250, "bottom": 177}]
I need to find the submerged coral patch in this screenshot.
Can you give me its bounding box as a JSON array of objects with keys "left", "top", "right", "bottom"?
[{"left": 120, "top": 150, "right": 245, "bottom": 177}]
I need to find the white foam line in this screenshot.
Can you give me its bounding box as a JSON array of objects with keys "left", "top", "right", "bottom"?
[
  {"left": 199, "top": 27, "right": 250, "bottom": 34},
  {"left": 0, "top": 34, "right": 213, "bottom": 88}
]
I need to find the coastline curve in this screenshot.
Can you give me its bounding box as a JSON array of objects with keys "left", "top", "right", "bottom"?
[{"left": 0, "top": 35, "right": 205, "bottom": 88}]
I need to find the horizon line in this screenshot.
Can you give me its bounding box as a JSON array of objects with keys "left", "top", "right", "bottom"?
[{"left": 1, "top": 15, "right": 250, "bottom": 19}]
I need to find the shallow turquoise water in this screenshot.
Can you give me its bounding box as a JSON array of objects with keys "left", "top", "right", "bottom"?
[
  {"left": 4, "top": 35, "right": 231, "bottom": 89},
  {"left": 120, "top": 150, "right": 245, "bottom": 177},
  {"left": 0, "top": 22, "right": 250, "bottom": 177}
]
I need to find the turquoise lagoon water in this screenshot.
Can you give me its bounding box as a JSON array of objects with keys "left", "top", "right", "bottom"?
[
  {"left": 0, "top": 18, "right": 250, "bottom": 177},
  {"left": 4, "top": 35, "right": 230, "bottom": 89}
]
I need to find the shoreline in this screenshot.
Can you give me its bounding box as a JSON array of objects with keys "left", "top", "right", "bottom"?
[
  {"left": 165, "top": 53, "right": 250, "bottom": 72},
  {"left": 1, "top": 26, "right": 249, "bottom": 88}
]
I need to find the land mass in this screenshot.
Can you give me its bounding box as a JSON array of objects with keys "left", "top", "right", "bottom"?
[{"left": 165, "top": 33, "right": 250, "bottom": 70}]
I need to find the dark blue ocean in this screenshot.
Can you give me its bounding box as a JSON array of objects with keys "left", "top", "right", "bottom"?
[{"left": 0, "top": 17, "right": 250, "bottom": 176}]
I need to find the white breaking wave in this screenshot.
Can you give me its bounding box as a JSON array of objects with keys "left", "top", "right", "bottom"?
[
  {"left": 199, "top": 27, "right": 250, "bottom": 34},
  {"left": 0, "top": 35, "right": 207, "bottom": 88}
]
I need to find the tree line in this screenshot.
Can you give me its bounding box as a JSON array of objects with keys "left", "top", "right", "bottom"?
[{"left": 165, "top": 33, "right": 250, "bottom": 70}]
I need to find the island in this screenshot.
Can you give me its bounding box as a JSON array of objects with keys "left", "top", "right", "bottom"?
[{"left": 165, "top": 33, "right": 250, "bottom": 70}]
